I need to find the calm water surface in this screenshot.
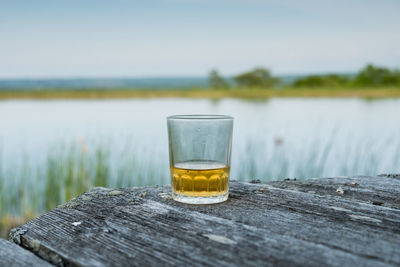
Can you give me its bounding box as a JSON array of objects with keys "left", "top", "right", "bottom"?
[{"left": 1, "top": 98, "right": 400, "bottom": 214}]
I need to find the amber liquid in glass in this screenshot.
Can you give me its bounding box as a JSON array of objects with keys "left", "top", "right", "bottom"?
[{"left": 171, "top": 160, "right": 229, "bottom": 197}]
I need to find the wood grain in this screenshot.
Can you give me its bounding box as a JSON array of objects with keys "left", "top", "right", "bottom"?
[
  {"left": 8, "top": 175, "right": 400, "bottom": 266},
  {"left": 0, "top": 238, "right": 53, "bottom": 267}
]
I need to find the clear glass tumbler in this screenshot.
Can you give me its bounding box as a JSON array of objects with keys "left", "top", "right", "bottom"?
[{"left": 167, "top": 115, "right": 234, "bottom": 204}]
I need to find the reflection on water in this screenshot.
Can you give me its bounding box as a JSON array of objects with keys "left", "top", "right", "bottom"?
[{"left": 1, "top": 98, "right": 400, "bottom": 216}]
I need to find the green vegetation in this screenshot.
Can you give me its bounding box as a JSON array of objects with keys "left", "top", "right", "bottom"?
[
  {"left": 207, "top": 64, "right": 400, "bottom": 90},
  {"left": 208, "top": 64, "right": 400, "bottom": 90},
  {"left": 293, "top": 74, "right": 349, "bottom": 88},
  {"left": 233, "top": 68, "right": 280, "bottom": 88},
  {"left": 1, "top": 87, "right": 400, "bottom": 100},
  {"left": 0, "top": 64, "right": 399, "bottom": 100},
  {"left": 293, "top": 64, "right": 400, "bottom": 88},
  {"left": 352, "top": 64, "right": 400, "bottom": 87},
  {"left": 209, "top": 69, "right": 230, "bottom": 89},
  {"left": 0, "top": 141, "right": 166, "bottom": 238}
]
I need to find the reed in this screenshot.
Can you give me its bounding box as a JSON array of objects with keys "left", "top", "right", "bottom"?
[{"left": 1, "top": 134, "right": 400, "bottom": 238}]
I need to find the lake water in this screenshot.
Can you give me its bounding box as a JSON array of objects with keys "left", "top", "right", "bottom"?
[{"left": 1, "top": 98, "right": 400, "bottom": 215}]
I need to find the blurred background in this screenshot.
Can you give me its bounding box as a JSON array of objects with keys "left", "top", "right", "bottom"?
[{"left": 1, "top": 0, "right": 400, "bottom": 237}]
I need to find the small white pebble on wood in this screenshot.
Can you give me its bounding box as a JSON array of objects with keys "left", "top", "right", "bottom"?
[
  {"left": 336, "top": 187, "right": 344, "bottom": 195},
  {"left": 158, "top": 193, "right": 172, "bottom": 200}
]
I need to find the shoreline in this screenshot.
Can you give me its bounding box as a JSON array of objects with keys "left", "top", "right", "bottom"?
[{"left": 1, "top": 87, "right": 400, "bottom": 99}]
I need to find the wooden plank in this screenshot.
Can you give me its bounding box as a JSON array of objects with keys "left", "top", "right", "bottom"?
[
  {"left": 267, "top": 175, "right": 400, "bottom": 209},
  {"left": 0, "top": 238, "right": 53, "bottom": 267},
  {"left": 9, "top": 177, "right": 400, "bottom": 267},
  {"left": 129, "top": 180, "right": 400, "bottom": 264}
]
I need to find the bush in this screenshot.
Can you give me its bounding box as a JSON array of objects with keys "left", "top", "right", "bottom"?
[
  {"left": 293, "top": 74, "right": 348, "bottom": 87},
  {"left": 353, "top": 64, "right": 400, "bottom": 86},
  {"left": 233, "top": 68, "right": 280, "bottom": 88},
  {"left": 208, "top": 69, "right": 229, "bottom": 89}
]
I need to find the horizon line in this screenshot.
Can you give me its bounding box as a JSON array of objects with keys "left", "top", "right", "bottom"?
[{"left": 0, "top": 71, "right": 359, "bottom": 81}]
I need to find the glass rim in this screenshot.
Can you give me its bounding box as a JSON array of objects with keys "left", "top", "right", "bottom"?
[{"left": 167, "top": 114, "right": 233, "bottom": 121}]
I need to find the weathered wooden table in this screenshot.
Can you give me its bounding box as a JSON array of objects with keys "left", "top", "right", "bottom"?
[{"left": 3, "top": 174, "right": 400, "bottom": 266}]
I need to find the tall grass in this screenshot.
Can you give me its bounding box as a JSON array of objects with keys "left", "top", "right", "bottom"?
[
  {"left": 0, "top": 140, "right": 164, "bottom": 218},
  {"left": 1, "top": 133, "right": 400, "bottom": 238}
]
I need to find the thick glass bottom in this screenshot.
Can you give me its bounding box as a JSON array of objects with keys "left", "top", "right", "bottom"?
[{"left": 172, "top": 192, "right": 228, "bottom": 204}]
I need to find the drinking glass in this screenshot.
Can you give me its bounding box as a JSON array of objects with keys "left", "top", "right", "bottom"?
[{"left": 167, "top": 115, "right": 234, "bottom": 204}]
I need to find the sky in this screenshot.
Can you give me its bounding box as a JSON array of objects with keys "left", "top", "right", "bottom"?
[{"left": 0, "top": 0, "right": 400, "bottom": 78}]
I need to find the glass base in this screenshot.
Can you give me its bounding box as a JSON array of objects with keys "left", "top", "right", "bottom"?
[{"left": 172, "top": 192, "right": 228, "bottom": 204}]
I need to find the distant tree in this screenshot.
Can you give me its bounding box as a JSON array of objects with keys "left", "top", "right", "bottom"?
[
  {"left": 353, "top": 64, "right": 400, "bottom": 86},
  {"left": 393, "top": 69, "right": 400, "bottom": 86},
  {"left": 208, "top": 69, "right": 229, "bottom": 89},
  {"left": 293, "top": 74, "right": 348, "bottom": 87},
  {"left": 233, "top": 68, "right": 280, "bottom": 88}
]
